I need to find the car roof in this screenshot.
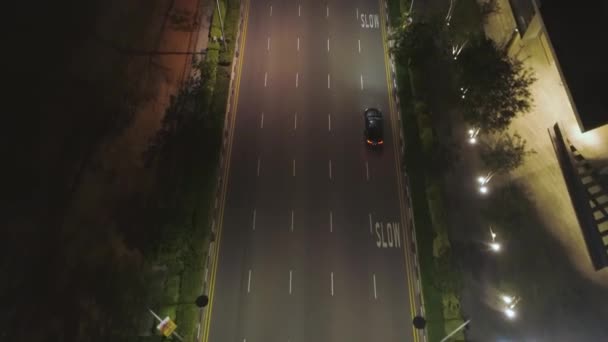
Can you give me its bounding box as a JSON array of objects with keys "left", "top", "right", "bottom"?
[{"left": 365, "top": 108, "right": 382, "bottom": 118}]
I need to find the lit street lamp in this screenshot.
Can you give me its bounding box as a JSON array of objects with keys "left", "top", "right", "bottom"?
[
  {"left": 489, "top": 226, "right": 501, "bottom": 252},
  {"left": 500, "top": 295, "right": 521, "bottom": 319},
  {"left": 467, "top": 127, "right": 479, "bottom": 144},
  {"left": 477, "top": 172, "right": 495, "bottom": 194},
  {"left": 460, "top": 87, "right": 469, "bottom": 99}
]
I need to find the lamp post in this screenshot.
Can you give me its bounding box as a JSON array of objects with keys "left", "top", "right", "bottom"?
[
  {"left": 467, "top": 127, "right": 479, "bottom": 144},
  {"left": 215, "top": 0, "right": 227, "bottom": 50},
  {"left": 489, "top": 226, "right": 501, "bottom": 252},
  {"left": 440, "top": 319, "right": 471, "bottom": 342},
  {"left": 477, "top": 171, "right": 495, "bottom": 194}
]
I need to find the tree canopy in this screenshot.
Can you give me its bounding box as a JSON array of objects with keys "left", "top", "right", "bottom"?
[
  {"left": 479, "top": 133, "right": 535, "bottom": 174},
  {"left": 457, "top": 38, "right": 535, "bottom": 132}
]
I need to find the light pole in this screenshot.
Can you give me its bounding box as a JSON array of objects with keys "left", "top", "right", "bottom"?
[
  {"left": 440, "top": 319, "right": 471, "bottom": 342},
  {"left": 489, "top": 226, "right": 501, "bottom": 252},
  {"left": 477, "top": 171, "right": 495, "bottom": 194},
  {"left": 215, "top": 0, "right": 227, "bottom": 50},
  {"left": 467, "top": 127, "right": 479, "bottom": 144},
  {"left": 446, "top": 0, "right": 456, "bottom": 25}
]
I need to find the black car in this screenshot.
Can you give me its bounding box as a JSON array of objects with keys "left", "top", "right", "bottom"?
[{"left": 364, "top": 108, "right": 384, "bottom": 146}]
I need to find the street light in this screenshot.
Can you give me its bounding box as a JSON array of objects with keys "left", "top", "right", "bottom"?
[
  {"left": 215, "top": 0, "right": 227, "bottom": 50},
  {"left": 460, "top": 87, "right": 469, "bottom": 99},
  {"left": 477, "top": 172, "right": 495, "bottom": 194},
  {"left": 489, "top": 226, "right": 501, "bottom": 252},
  {"left": 468, "top": 127, "right": 479, "bottom": 144},
  {"left": 500, "top": 295, "right": 521, "bottom": 319}
]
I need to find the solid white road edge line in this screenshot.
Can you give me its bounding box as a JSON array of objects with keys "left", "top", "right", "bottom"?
[
  {"left": 289, "top": 270, "right": 293, "bottom": 294},
  {"left": 331, "top": 272, "right": 334, "bottom": 296}
]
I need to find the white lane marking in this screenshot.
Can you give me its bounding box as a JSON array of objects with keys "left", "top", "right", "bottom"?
[
  {"left": 293, "top": 159, "right": 296, "bottom": 177},
  {"left": 252, "top": 209, "right": 257, "bottom": 231},
  {"left": 270, "top": 5, "right": 272, "bottom": 16},
  {"left": 373, "top": 273, "right": 377, "bottom": 299},
  {"left": 267, "top": 37, "right": 270, "bottom": 51},
  {"left": 298, "top": 4, "right": 301, "bottom": 16},
  {"left": 294, "top": 113, "right": 297, "bottom": 130},
  {"left": 291, "top": 210, "right": 294, "bottom": 232},
  {"left": 327, "top": 38, "right": 330, "bottom": 52},
  {"left": 247, "top": 269, "right": 252, "bottom": 293},
  {"left": 260, "top": 112, "right": 264, "bottom": 128},
  {"left": 329, "top": 160, "right": 332, "bottom": 180},
  {"left": 326, "top": 5, "right": 329, "bottom": 17},
  {"left": 328, "top": 114, "right": 331, "bottom": 131},
  {"left": 360, "top": 74, "right": 364, "bottom": 90},
  {"left": 289, "top": 270, "right": 293, "bottom": 294},
  {"left": 366, "top": 161, "right": 369, "bottom": 181},
  {"left": 328, "top": 74, "right": 331, "bottom": 89},
  {"left": 257, "top": 157, "right": 261, "bottom": 176},
  {"left": 296, "top": 72, "right": 299, "bottom": 88},
  {"left": 369, "top": 213, "right": 372, "bottom": 234},
  {"left": 356, "top": 8, "right": 359, "bottom": 19},
  {"left": 358, "top": 39, "right": 361, "bottom": 53},
  {"left": 264, "top": 72, "right": 268, "bottom": 87},
  {"left": 330, "top": 272, "right": 334, "bottom": 296},
  {"left": 297, "top": 37, "right": 300, "bottom": 51},
  {"left": 330, "top": 211, "right": 333, "bottom": 232}
]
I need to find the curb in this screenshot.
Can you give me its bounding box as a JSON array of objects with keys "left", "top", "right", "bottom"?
[
  {"left": 383, "top": 2, "right": 427, "bottom": 341},
  {"left": 196, "top": 1, "right": 247, "bottom": 339}
]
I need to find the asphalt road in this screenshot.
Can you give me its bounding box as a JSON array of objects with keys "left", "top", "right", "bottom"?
[{"left": 205, "top": 0, "right": 420, "bottom": 341}]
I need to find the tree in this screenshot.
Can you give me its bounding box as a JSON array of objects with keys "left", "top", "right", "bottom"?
[
  {"left": 479, "top": 133, "right": 535, "bottom": 174},
  {"left": 457, "top": 38, "right": 535, "bottom": 132},
  {"left": 390, "top": 19, "right": 449, "bottom": 66}
]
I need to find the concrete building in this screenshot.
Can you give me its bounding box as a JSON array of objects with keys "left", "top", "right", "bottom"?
[{"left": 482, "top": 0, "right": 608, "bottom": 280}]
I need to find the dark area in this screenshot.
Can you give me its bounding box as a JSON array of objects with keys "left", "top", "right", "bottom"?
[{"left": 539, "top": 0, "right": 608, "bottom": 131}]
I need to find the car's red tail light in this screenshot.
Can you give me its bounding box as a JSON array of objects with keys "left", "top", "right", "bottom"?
[
  {"left": 378, "top": 140, "right": 384, "bottom": 145},
  {"left": 366, "top": 139, "right": 373, "bottom": 145}
]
